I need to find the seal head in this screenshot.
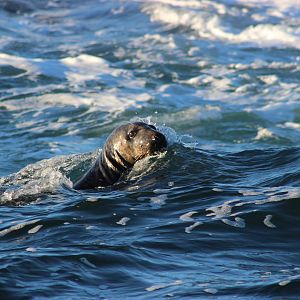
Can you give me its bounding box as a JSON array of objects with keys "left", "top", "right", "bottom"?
[{"left": 73, "top": 122, "right": 167, "bottom": 190}]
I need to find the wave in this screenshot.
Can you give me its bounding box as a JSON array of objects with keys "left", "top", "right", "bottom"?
[
  {"left": 0, "top": 152, "right": 96, "bottom": 204},
  {"left": 0, "top": 123, "right": 181, "bottom": 204},
  {"left": 142, "top": 1, "right": 300, "bottom": 49},
  {"left": 0, "top": 52, "right": 146, "bottom": 90},
  {"left": 0, "top": 52, "right": 151, "bottom": 113}
]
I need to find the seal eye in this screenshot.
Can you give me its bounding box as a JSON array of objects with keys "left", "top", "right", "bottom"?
[{"left": 127, "top": 130, "right": 137, "bottom": 140}]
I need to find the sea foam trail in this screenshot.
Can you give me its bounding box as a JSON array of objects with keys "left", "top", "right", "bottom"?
[
  {"left": 0, "top": 152, "right": 96, "bottom": 203},
  {"left": 0, "top": 53, "right": 147, "bottom": 87},
  {"left": 0, "top": 53, "right": 150, "bottom": 112},
  {"left": 142, "top": 1, "right": 300, "bottom": 49}
]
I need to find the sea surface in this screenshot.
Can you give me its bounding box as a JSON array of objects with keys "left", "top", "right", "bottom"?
[{"left": 1, "top": 0, "right": 300, "bottom": 299}]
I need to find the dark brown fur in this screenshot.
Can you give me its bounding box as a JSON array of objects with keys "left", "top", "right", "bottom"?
[{"left": 73, "top": 122, "right": 167, "bottom": 190}]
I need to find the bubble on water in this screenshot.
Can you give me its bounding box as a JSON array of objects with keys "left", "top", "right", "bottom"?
[
  {"left": 263, "top": 215, "right": 276, "bottom": 228},
  {"left": 185, "top": 221, "right": 202, "bottom": 233},
  {"left": 260, "top": 187, "right": 300, "bottom": 204},
  {"left": 238, "top": 189, "right": 262, "bottom": 196},
  {"left": 0, "top": 219, "right": 41, "bottom": 237},
  {"left": 153, "top": 188, "right": 172, "bottom": 194},
  {"left": 221, "top": 217, "right": 246, "bottom": 228},
  {"left": 179, "top": 211, "right": 198, "bottom": 222},
  {"left": 258, "top": 75, "right": 278, "bottom": 85},
  {"left": 278, "top": 280, "right": 291, "bottom": 286},
  {"left": 206, "top": 200, "right": 240, "bottom": 219},
  {"left": 212, "top": 188, "right": 223, "bottom": 192},
  {"left": 146, "top": 280, "right": 183, "bottom": 292},
  {"left": 198, "top": 283, "right": 210, "bottom": 287},
  {"left": 28, "top": 225, "right": 43, "bottom": 234},
  {"left": 116, "top": 217, "right": 131, "bottom": 226},
  {"left": 254, "top": 127, "right": 275, "bottom": 140},
  {"left": 150, "top": 194, "right": 168, "bottom": 208},
  {"left": 143, "top": 33, "right": 177, "bottom": 49},
  {"left": 146, "top": 283, "right": 168, "bottom": 292},
  {"left": 204, "top": 288, "right": 218, "bottom": 294},
  {"left": 80, "top": 257, "right": 97, "bottom": 268},
  {"left": 158, "top": 125, "right": 179, "bottom": 146},
  {"left": 26, "top": 247, "right": 37, "bottom": 252},
  {"left": 86, "top": 197, "right": 98, "bottom": 202},
  {"left": 282, "top": 122, "right": 300, "bottom": 130},
  {"left": 86, "top": 225, "right": 96, "bottom": 230}
]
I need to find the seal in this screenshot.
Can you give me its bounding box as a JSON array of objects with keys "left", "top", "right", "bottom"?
[{"left": 73, "top": 122, "right": 167, "bottom": 190}]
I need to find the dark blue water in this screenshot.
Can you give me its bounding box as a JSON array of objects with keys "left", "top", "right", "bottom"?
[{"left": 1, "top": 0, "right": 300, "bottom": 298}]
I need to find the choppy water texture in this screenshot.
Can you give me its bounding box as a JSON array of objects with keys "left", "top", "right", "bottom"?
[{"left": 1, "top": 0, "right": 300, "bottom": 298}]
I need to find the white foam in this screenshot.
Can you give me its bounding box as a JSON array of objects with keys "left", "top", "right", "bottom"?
[
  {"left": 150, "top": 194, "right": 168, "bottom": 207},
  {"left": 254, "top": 127, "right": 275, "bottom": 140},
  {"left": 268, "top": 188, "right": 300, "bottom": 203},
  {"left": 0, "top": 53, "right": 40, "bottom": 75},
  {"left": 263, "top": 215, "right": 276, "bottom": 228},
  {"left": 252, "top": 187, "right": 300, "bottom": 205},
  {"left": 221, "top": 217, "right": 246, "bottom": 228},
  {"left": 143, "top": 2, "right": 300, "bottom": 49},
  {"left": 0, "top": 53, "right": 112, "bottom": 81},
  {"left": 61, "top": 54, "right": 118, "bottom": 84},
  {"left": 26, "top": 247, "right": 37, "bottom": 252},
  {"left": 28, "top": 225, "right": 43, "bottom": 234},
  {"left": 237, "top": 0, "right": 300, "bottom": 11},
  {"left": 179, "top": 211, "right": 198, "bottom": 222},
  {"left": 146, "top": 280, "right": 183, "bottom": 292},
  {"left": 165, "top": 106, "right": 222, "bottom": 124},
  {"left": 278, "top": 280, "right": 291, "bottom": 286},
  {"left": 80, "top": 257, "right": 97, "bottom": 268},
  {"left": 247, "top": 101, "right": 300, "bottom": 123},
  {"left": 143, "top": 33, "right": 176, "bottom": 49},
  {"left": 0, "top": 219, "right": 41, "bottom": 237},
  {"left": 143, "top": 0, "right": 223, "bottom": 10},
  {"left": 153, "top": 188, "right": 172, "bottom": 194},
  {"left": 116, "top": 217, "right": 130, "bottom": 226},
  {"left": 0, "top": 53, "right": 149, "bottom": 108},
  {"left": 128, "top": 151, "right": 167, "bottom": 183},
  {"left": 239, "top": 189, "right": 263, "bottom": 196},
  {"left": 2, "top": 90, "right": 151, "bottom": 123},
  {"left": 0, "top": 153, "right": 94, "bottom": 203},
  {"left": 185, "top": 221, "right": 202, "bottom": 233},
  {"left": 282, "top": 122, "right": 300, "bottom": 130},
  {"left": 86, "top": 225, "right": 96, "bottom": 230},
  {"left": 206, "top": 200, "right": 240, "bottom": 219},
  {"left": 0, "top": 52, "right": 149, "bottom": 117},
  {"left": 258, "top": 75, "right": 279, "bottom": 85},
  {"left": 204, "top": 288, "right": 218, "bottom": 294},
  {"left": 0, "top": 167, "right": 73, "bottom": 203}
]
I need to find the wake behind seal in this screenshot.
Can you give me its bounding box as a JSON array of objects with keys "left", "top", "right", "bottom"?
[{"left": 73, "top": 122, "right": 168, "bottom": 190}]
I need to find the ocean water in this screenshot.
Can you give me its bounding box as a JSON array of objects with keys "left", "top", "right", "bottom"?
[{"left": 1, "top": 0, "right": 300, "bottom": 298}]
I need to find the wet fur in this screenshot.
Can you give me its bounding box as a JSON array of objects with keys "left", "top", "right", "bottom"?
[{"left": 73, "top": 122, "right": 167, "bottom": 190}]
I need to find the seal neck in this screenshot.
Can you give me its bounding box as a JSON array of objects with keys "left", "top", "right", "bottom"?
[
  {"left": 99, "top": 148, "right": 133, "bottom": 185},
  {"left": 73, "top": 148, "right": 134, "bottom": 190}
]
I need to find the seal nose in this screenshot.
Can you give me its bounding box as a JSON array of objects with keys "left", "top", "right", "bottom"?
[{"left": 151, "top": 131, "right": 167, "bottom": 151}]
